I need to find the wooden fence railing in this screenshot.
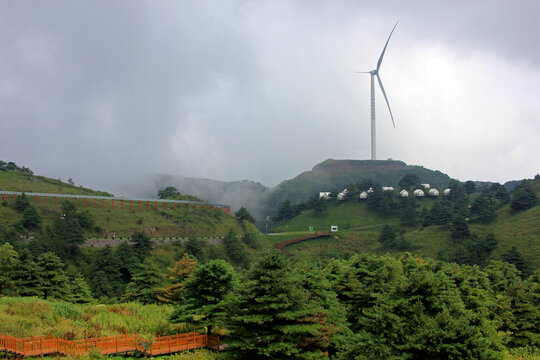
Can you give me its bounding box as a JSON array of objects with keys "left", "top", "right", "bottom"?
[
  {"left": 274, "top": 231, "right": 333, "bottom": 253},
  {"left": 0, "top": 331, "right": 219, "bottom": 357}
]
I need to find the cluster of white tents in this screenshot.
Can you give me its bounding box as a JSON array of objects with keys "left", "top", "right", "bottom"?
[{"left": 319, "top": 185, "right": 452, "bottom": 200}]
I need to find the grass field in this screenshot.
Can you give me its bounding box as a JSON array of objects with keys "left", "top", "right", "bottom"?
[
  {"left": 0, "top": 170, "right": 111, "bottom": 196},
  {"left": 274, "top": 187, "right": 540, "bottom": 268}
]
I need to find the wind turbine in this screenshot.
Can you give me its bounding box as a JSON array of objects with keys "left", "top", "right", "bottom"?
[{"left": 356, "top": 21, "right": 398, "bottom": 160}]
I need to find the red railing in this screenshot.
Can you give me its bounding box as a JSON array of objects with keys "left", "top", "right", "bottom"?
[
  {"left": 274, "top": 231, "right": 333, "bottom": 252},
  {"left": 0, "top": 331, "right": 219, "bottom": 357}
]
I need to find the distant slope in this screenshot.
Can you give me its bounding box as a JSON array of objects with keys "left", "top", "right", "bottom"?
[
  {"left": 0, "top": 169, "right": 254, "bottom": 238},
  {"left": 264, "top": 159, "right": 451, "bottom": 211},
  {"left": 118, "top": 159, "right": 453, "bottom": 223},
  {"left": 0, "top": 169, "right": 112, "bottom": 196},
  {"left": 276, "top": 181, "right": 540, "bottom": 269}
]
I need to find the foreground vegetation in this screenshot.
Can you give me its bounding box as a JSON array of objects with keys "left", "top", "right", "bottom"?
[{"left": 1, "top": 250, "right": 539, "bottom": 359}]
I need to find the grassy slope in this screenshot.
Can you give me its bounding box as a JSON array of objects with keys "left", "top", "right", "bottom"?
[
  {"left": 0, "top": 170, "right": 112, "bottom": 196},
  {"left": 0, "top": 297, "right": 224, "bottom": 360},
  {"left": 0, "top": 170, "right": 256, "bottom": 237},
  {"left": 275, "top": 187, "right": 540, "bottom": 268}
]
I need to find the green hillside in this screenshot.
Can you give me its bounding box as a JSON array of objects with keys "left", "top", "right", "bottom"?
[
  {"left": 275, "top": 181, "right": 540, "bottom": 269},
  {"left": 0, "top": 167, "right": 255, "bottom": 238},
  {"left": 265, "top": 159, "right": 451, "bottom": 211},
  {"left": 0, "top": 167, "right": 112, "bottom": 196}
]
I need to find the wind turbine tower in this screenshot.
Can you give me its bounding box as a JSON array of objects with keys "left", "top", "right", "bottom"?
[{"left": 357, "top": 21, "right": 398, "bottom": 160}]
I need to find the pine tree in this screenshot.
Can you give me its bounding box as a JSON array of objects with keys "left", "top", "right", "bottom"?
[
  {"left": 0, "top": 242, "right": 18, "bottom": 295},
  {"left": 35, "top": 252, "right": 71, "bottom": 300},
  {"left": 131, "top": 231, "right": 153, "bottom": 261},
  {"left": 227, "top": 250, "right": 335, "bottom": 359},
  {"left": 378, "top": 224, "right": 396, "bottom": 248},
  {"left": 68, "top": 272, "right": 94, "bottom": 303},
  {"left": 184, "top": 236, "right": 205, "bottom": 260},
  {"left": 11, "top": 249, "right": 42, "bottom": 297},
  {"left": 170, "top": 259, "right": 235, "bottom": 334},
  {"left": 21, "top": 205, "right": 41, "bottom": 230},
  {"left": 124, "top": 258, "right": 165, "bottom": 304},
  {"left": 451, "top": 215, "right": 470, "bottom": 242},
  {"left": 224, "top": 229, "right": 249, "bottom": 267}
]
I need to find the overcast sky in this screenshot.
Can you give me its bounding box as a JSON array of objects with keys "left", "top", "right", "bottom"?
[{"left": 1, "top": 0, "right": 539, "bottom": 194}]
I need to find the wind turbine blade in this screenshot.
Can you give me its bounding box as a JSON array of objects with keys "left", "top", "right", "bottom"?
[
  {"left": 353, "top": 71, "right": 372, "bottom": 74},
  {"left": 376, "top": 21, "right": 399, "bottom": 72},
  {"left": 377, "top": 74, "right": 395, "bottom": 128}
]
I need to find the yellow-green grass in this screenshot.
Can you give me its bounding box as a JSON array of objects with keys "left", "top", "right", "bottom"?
[
  {"left": 273, "top": 201, "right": 403, "bottom": 233},
  {"left": 0, "top": 297, "right": 188, "bottom": 339},
  {"left": 0, "top": 170, "right": 111, "bottom": 196}
]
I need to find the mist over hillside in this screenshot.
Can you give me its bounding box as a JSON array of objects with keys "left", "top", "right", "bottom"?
[
  {"left": 115, "top": 174, "right": 269, "bottom": 219},
  {"left": 114, "top": 159, "right": 472, "bottom": 223}
]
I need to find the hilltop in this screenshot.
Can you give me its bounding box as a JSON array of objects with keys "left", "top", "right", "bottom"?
[{"left": 264, "top": 159, "right": 452, "bottom": 210}]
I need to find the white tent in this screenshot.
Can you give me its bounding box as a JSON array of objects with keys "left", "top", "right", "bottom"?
[{"left": 413, "top": 189, "right": 425, "bottom": 197}]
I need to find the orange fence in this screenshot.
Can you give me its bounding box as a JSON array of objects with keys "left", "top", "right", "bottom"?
[
  {"left": 0, "top": 331, "right": 219, "bottom": 357},
  {"left": 274, "top": 232, "right": 333, "bottom": 253}
]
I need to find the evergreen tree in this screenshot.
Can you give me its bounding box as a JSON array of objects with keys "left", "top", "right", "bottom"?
[
  {"left": 89, "top": 246, "right": 126, "bottom": 299},
  {"left": 21, "top": 205, "right": 41, "bottom": 230},
  {"left": 131, "top": 231, "right": 153, "bottom": 261},
  {"left": 224, "top": 229, "right": 249, "bottom": 267},
  {"left": 464, "top": 180, "right": 477, "bottom": 194},
  {"left": 276, "top": 200, "right": 295, "bottom": 221},
  {"left": 430, "top": 200, "right": 452, "bottom": 225},
  {"left": 510, "top": 184, "right": 538, "bottom": 212},
  {"left": 451, "top": 215, "right": 470, "bottom": 242},
  {"left": 398, "top": 173, "right": 420, "bottom": 189},
  {"left": 14, "top": 193, "right": 30, "bottom": 212},
  {"left": 35, "top": 252, "right": 71, "bottom": 300},
  {"left": 125, "top": 258, "right": 166, "bottom": 304},
  {"left": 11, "top": 249, "right": 42, "bottom": 297},
  {"left": 235, "top": 207, "right": 256, "bottom": 224},
  {"left": 227, "top": 250, "right": 339, "bottom": 359},
  {"left": 170, "top": 259, "right": 235, "bottom": 334},
  {"left": 0, "top": 242, "right": 18, "bottom": 295},
  {"left": 492, "top": 184, "right": 510, "bottom": 204},
  {"left": 447, "top": 179, "right": 469, "bottom": 216},
  {"left": 242, "top": 232, "right": 261, "bottom": 250},
  {"left": 184, "top": 236, "right": 205, "bottom": 260},
  {"left": 502, "top": 246, "right": 530, "bottom": 278},
  {"left": 313, "top": 197, "right": 328, "bottom": 215},
  {"left": 339, "top": 254, "right": 503, "bottom": 359},
  {"left": 471, "top": 194, "right": 497, "bottom": 223},
  {"left": 378, "top": 224, "right": 396, "bottom": 248},
  {"left": 68, "top": 272, "right": 94, "bottom": 303}
]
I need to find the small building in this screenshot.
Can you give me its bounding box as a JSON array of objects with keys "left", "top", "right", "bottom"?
[
  {"left": 382, "top": 186, "right": 394, "bottom": 191},
  {"left": 428, "top": 189, "right": 440, "bottom": 197},
  {"left": 319, "top": 192, "right": 331, "bottom": 200},
  {"left": 413, "top": 189, "right": 425, "bottom": 197},
  {"left": 367, "top": 187, "right": 374, "bottom": 193},
  {"left": 400, "top": 189, "right": 409, "bottom": 197},
  {"left": 421, "top": 183, "right": 431, "bottom": 189},
  {"left": 443, "top": 188, "right": 451, "bottom": 196},
  {"left": 360, "top": 191, "right": 368, "bottom": 199},
  {"left": 337, "top": 189, "right": 348, "bottom": 201}
]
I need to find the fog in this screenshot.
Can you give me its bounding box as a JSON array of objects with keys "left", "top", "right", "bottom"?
[{"left": 1, "top": 0, "right": 539, "bottom": 197}]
